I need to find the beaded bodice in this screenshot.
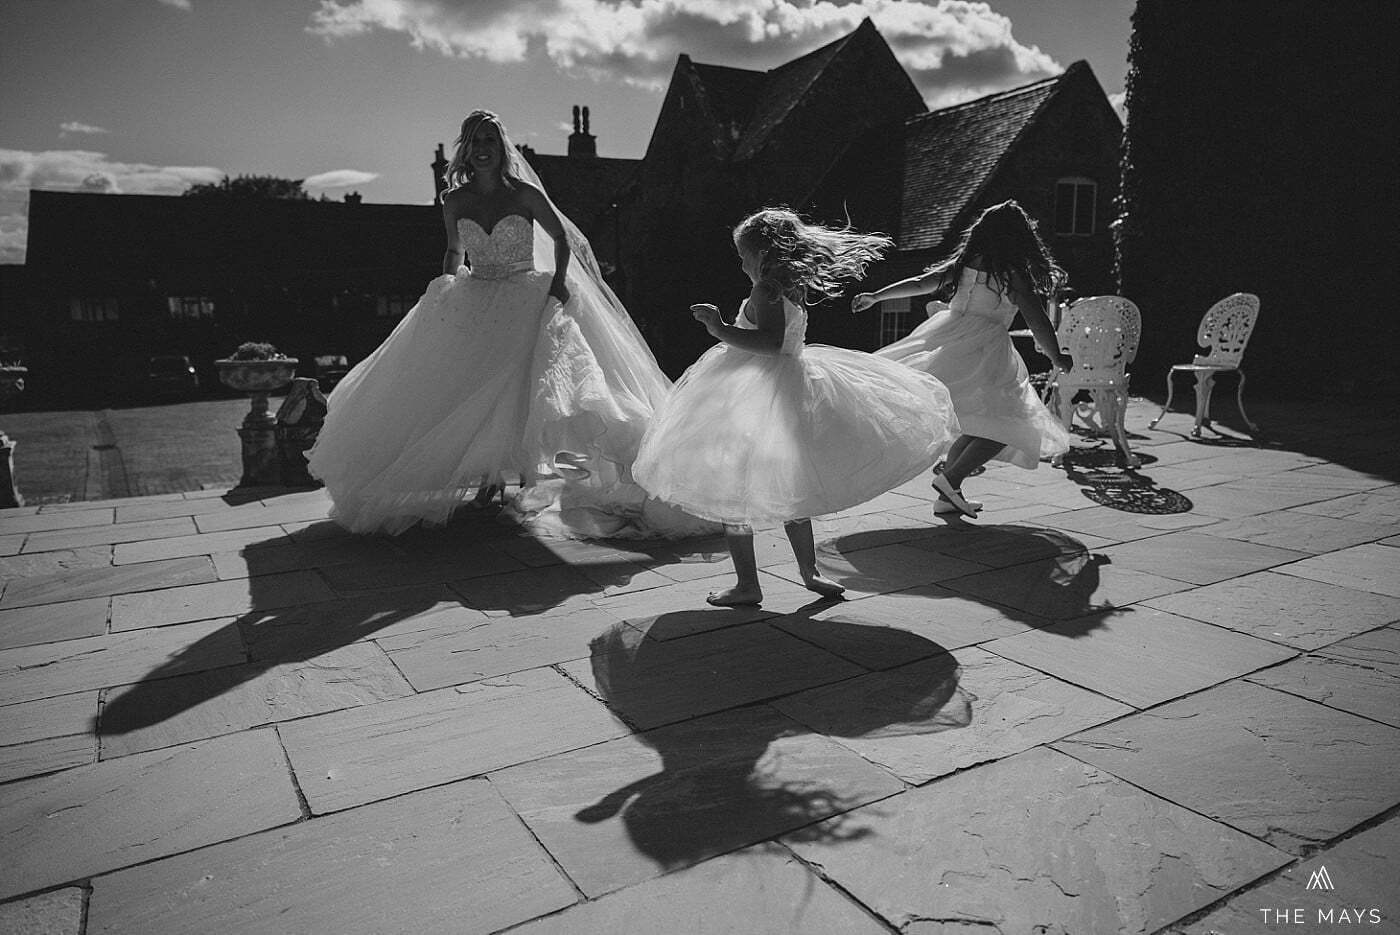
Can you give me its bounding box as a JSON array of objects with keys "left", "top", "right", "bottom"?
[{"left": 458, "top": 214, "right": 534, "bottom": 278}]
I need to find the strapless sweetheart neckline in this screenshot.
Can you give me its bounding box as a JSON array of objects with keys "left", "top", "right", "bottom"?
[{"left": 458, "top": 214, "right": 531, "bottom": 238}]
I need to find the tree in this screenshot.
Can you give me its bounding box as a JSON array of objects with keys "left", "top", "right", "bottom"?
[{"left": 183, "top": 175, "right": 311, "bottom": 200}]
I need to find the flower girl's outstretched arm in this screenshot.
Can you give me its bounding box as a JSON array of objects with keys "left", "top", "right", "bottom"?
[
  {"left": 851, "top": 268, "right": 948, "bottom": 312},
  {"left": 692, "top": 279, "right": 785, "bottom": 356}
]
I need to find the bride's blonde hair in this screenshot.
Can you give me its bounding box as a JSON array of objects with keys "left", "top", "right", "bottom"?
[
  {"left": 734, "top": 208, "right": 893, "bottom": 300},
  {"left": 443, "top": 110, "right": 527, "bottom": 192}
]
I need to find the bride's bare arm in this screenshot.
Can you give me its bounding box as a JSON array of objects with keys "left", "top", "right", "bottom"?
[
  {"left": 440, "top": 196, "right": 465, "bottom": 275},
  {"left": 519, "top": 183, "right": 571, "bottom": 303}
]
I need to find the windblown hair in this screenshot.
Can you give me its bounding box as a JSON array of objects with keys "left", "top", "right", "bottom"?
[
  {"left": 929, "top": 200, "right": 1066, "bottom": 300},
  {"left": 443, "top": 110, "right": 527, "bottom": 192},
  {"left": 734, "top": 208, "right": 893, "bottom": 301}
]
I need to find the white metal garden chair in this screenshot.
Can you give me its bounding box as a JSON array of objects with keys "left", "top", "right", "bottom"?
[
  {"left": 1148, "top": 292, "right": 1260, "bottom": 437},
  {"left": 1045, "top": 295, "right": 1142, "bottom": 468}
]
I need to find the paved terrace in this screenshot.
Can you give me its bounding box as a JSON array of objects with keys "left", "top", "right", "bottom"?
[{"left": 1, "top": 399, "right": 1397, "bottom": 934}]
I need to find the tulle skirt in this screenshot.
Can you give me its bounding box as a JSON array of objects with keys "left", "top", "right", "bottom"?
[
  {"left": 633, "top": 344, "right": 959, "bottom": 527},
  {"left": 877, "top": 310, "right": 1069, "bottom": 469},
  {"left": 308, "top": 269, "right": 713, "bottom": 537}
]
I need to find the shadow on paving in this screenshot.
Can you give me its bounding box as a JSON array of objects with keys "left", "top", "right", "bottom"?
[
  {"left": 1056, "top": 449, "right": 1195, "bottom": 515},
  {"left": 827, "top": 523, "right": 1124, "bottom": 636},
  {"left": 578, "top": 614, "right": 972, "bottom": 871}
]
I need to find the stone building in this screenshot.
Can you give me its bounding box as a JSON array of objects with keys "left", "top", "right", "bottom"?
[{"left": 616, "top": 19, "right": 1123, "bottom": 373}]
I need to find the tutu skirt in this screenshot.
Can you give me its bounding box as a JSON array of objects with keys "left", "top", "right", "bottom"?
[
  {"left": 633, "top": 344, "right": 958, "bottom": 527},
  {"left": 878, "top": 310, "right": 1069, "bottom": 469}
]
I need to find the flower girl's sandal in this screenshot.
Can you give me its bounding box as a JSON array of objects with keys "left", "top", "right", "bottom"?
[
  {"left": 931, "top": 473, "right": 979, "bottom": 518},
  {"left": 933, "top": 494, "right": 983, "bottom": 515}
]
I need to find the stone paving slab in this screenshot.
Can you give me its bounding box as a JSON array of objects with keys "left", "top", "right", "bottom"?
[
  {"left": 940, "top": 550, "right": 1188, "bottom": 623},
  {"left": 1245, "top": 626, "right": 1400, "bottom": 728},
  {"left": 1197, "top": 508, "right": 1394, "bottom": 553},
  {"left": 774, "top": 646, "right": 1130, "bottom": 785},
  {"left": 447, "top": 563, "right": 620, "bottom": 616},
  {"left": 99, "top": 641, "right": 414, "bottom": 758},
  {"left": 192, "top": 497, "right": 332, "bottom": 534},
  {"left": 111, "top": 525, "right": 295, "bottom": 565},
  {"left": 0, "top": 597, "right": 110, "bottom": 651},
  {"left": 589, "top": 573, "right": 815, "bottom": 629},
  {"left": 985, "top": 607, "right": 1296, "bottom": 708},
  {"left": 0, "top": 534, "right": 24, "bottom": 557},
  {"left": 781, "top": 591, "right": 1037, "bottom": 665},
  {"left": 489, "top": 704, "right": 904, "bottom": 897},
  {"left": 1178, "top": 815, "right": 1399, "bottom": 933},
  {"left": 0, "top": 733, "right": 95, "bottom": 784},
  {"left": 561, "top": 620, "right": 864, "bottom": 732},
  {"left": 784, "top": 746, "right": 1290, "bottom": 935},
  {"left": 114, "top": 496, "right": 237, "bottom": 524},
  {"left": 0, "top": 728, "right": 302, "bottom": 901},
  {"left": 378, "top": 604, "right": 621, "bottom": 691},
  {"left": 511, "top": 846, "right": 889, "bottom": 935},
  {"left": 0, "top": 619, "right": 244, "bottom": 707},
  {"left": 1290, "top": 486, "right": 1400, "bottom": 524},
  {"left": 1032, "top": 506, "right": 1219, "bottom": 543},
  {"left": 109, "top": 569, "right": 338, "bottom": 631},
  {"left": 1142, "top": 570, "right": 1400, "bottom": 650},
  {"left": 279, "top": 665, "right": 628, "bottom": 814},
  {"left": 0, "top": 691, "right": 96, "bottom": 749},
  {"left": 318, "top": 547, "right": 526, "bottom": 592},
  {"left": 239, "top": 586, "right": 483, "bottom": 661},
  {"left": 207, "top": 534, "right": 402, "bottom": 580},
  {"left": 0, "top": 545, "right": 113, "bottom": 582},
  {"left": 1100, "top": 531, "right": 1311, "bottom": 585},
  {"left": 1055, "top": 679, "right": 1400, "bottom": 854},
  {"left": 21, "top": 516, "right": 196, "bottom": 554},
  {"left": 1184, "top": 482, "right": 1351, "bottom": 519},
  {"left": 907, "top": 520, "right": 1115, "bottom": 567},
  {"left": 1274, "top": 542, "right": 1400, "bottom": 597},
  {"left": 765, "top": 542, "right": 990, "bottom": 597},
  {"left": 85, "top": 778, "right": 577, "bottom": 935},
  {"left": 0, "top": 555, "right": 217, "bottom": 610},
  {"left": 0, "top": 509, "right": 115, "bottom": 536},
  {"left": 0, "top": 887, "right": 84, "bottom": 935}
]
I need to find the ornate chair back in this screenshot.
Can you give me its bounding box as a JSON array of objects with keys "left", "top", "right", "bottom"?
[
  {"left": 1193, "top": 293, "right": 1260, "bottom": 368},
  {"left": 1056, "top": 296, "right": 1142, "bottom": 386}
]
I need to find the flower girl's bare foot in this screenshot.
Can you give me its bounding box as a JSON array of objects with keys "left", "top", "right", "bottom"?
[
  {"left": 707, "top": 586, "right": 763, "bottom": 607},
  {"left": 801, "top": 572, "right": 845, "bottom": 598}
]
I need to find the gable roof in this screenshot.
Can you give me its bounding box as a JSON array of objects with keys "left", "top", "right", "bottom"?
[
  {"left": 897, "top": 64, "right": 1076, "bottom": 251},
  {"left": 686, "top": 61, "right": 765, "bottom": 154}
]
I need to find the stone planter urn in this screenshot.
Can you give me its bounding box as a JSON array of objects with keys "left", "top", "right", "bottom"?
[{"left": 215, "top": 354, "right": 299, "bottom": 487}]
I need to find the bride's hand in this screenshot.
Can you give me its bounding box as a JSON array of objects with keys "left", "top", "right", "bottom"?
[
  {"left": 851, "top": 293, "right": 877, "bottom": 313},
  {"left": 549, "top": 279, "right": 571, "bottom": 305}
]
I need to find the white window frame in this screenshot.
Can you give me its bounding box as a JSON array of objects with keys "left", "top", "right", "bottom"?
[
  {"left": 69, "top": 297, "right": 119, "bottom": 322},
  {"left": 1054, "top": 176, "right": 1097, "bottom": 236},
  {"left": 877, "top": 296, "right": 914, "bottom": 345},
  {"left": 166, "top": 296, "right": 215, "bottom": 320}
]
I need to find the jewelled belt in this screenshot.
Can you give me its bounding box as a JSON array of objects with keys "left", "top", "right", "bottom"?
[{"left": 469, "top": 260, "right": 533, "bottom": 280}]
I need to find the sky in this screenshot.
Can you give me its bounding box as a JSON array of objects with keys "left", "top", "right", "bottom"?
[{"left": 0, "top": 0, "right": 1135, "bottom": 264}]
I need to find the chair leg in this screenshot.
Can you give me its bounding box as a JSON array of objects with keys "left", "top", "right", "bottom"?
[
  {"left": 1234, "top": 370, "right": 1260, "bottom": 434},
  {"left": 1149, "top": 369, "right": 1174, "bottom": 429},
  {"left": 1109, "top": 389, "right": 1140, "bottom": 468},
  {"left": 1191, "top": 371, "right": 1216, "bottom": 437}
]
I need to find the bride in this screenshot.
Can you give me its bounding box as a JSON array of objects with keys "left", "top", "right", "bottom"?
[{"left": 307, "top": 110, "right": 710, "bottom": 539}]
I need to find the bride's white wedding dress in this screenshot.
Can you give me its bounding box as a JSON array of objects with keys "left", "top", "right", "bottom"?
[{"left": 307, "top": 213, "right": 712, "bottom": 539}]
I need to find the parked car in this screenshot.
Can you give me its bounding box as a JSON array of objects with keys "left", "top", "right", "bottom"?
[
  {"left": 146, "top": 355, "right": 200, "bottom": 398},
  {"left": 313, "top": 354, "right": 350, "bottom": 392}
]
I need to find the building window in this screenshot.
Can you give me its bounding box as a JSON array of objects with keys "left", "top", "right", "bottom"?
[
  {"left": 167, "top": 296, "right": 215, "bottom": 320},
  {"left": 376, "top": 294, "right": 413, "bottom": 318},
  {"left": 877, "top": 297, "right": 914, "bottom": 345},
  {"left": 69, "top": 297, "right": 119, "bottom": 322},
  {"left": 1054, "top": 177, "right": 1097, "bottom": 235}
]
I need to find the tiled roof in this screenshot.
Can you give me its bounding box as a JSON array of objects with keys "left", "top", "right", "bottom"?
[
  {"left": 687, "top": 61, "right": 765, "bottom": 155},
  {"left": 729, "top": 26, "right": 857, "bottom": 162},
  {"left": 898, "top": 68, "right": 1066, "bottom": 251}
]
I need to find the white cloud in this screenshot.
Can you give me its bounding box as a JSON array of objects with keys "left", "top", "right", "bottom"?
[
  {"left": 308, "top": 0, "right": 1061, "bottom": 105},
  {"left": 303, "top": 168, "right": 380, "bottom": 189},
  {"left": 158, "top": 0, "right": 193, "bottom": 10},
  {"left": 0, "top": 149, "right": 225, "bottom": 263},
  {"left": 59, "top": 121, "right": 110, "bottom": 137},
  {"left": 1108, "top": 90, "right": 1127, "bottom": 122}
]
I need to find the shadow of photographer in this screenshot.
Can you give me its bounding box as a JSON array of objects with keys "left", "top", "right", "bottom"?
[{"left": 574, "top": 613, "right": 972, "bottom": 873}]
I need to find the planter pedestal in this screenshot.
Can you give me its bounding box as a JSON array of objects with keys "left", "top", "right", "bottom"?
[{"left": 215, "top": 358, "right": 299, "bottom": 488}]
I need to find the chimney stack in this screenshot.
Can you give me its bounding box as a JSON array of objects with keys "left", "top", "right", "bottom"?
[
  {"left": 567, "top": 104, "right": 597, "bottom": 158},
  {"left": 431, "top": 142, "right": 448, "bottom": 204}
]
